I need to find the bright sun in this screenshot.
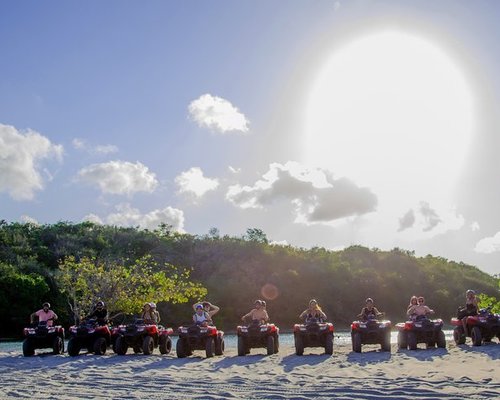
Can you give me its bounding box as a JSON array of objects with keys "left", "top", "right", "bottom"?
[{"left": 304, "top": 31, "right": 474, "bottom": 236}]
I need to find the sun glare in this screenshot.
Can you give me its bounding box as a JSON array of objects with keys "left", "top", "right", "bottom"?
[{"left": 304, "top": 31, "right": 474, "bottom": 219}]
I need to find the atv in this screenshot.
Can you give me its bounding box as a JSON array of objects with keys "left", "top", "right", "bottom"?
[
  {"left": 396, "top": 315, "right": 446, "bottom": 350},
  {"left": 351, "top": 315, "right": 391, "bottom": 353},
  {"left": 22, "top": 321, "right": 65, "bottom": 357},
  {"left": 114, "top": 319, "right": 174, "bottom": 355},
  {"left": 176, "top": 324, "right": 225, "bottom": 358},
  {"left": 67, "top": 319, "right": 112, "bottom": 356},
  {"left": 236, "top": 319, "right": 279, "bottom": 356},
  {"left": 451, "top": 307, "right": 500, "bottom": 346},
  {"left": 293, "top": 318, "right": 334, "bottom": 355}
]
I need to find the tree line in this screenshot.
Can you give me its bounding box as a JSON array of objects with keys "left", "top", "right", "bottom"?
[{"left": 0, "top": 221, "right": 498, "bottom": 337}]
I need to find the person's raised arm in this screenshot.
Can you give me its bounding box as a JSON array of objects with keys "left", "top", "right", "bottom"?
[{"left": 208, "top": 303, "right": 220, "bottom": 317}]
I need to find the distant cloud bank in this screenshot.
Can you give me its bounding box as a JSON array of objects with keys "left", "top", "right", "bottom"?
[
  {"left": 0, "top": 123, "right": 63, "bottom": 200},
  {"left": 475, "top": 232, "right": 500, "bottom": 254},
  {"left": 188, "top": 94, "right": 249, "bottom": 134},
  {"left": 72, "top": 138, "right": 118, "bottom": 155},
  {"left": 226, "top": 161, "right": 377, "bottom": 224},
  {"left": 77, "top": 160, "right": 158, "bottom": 195}
]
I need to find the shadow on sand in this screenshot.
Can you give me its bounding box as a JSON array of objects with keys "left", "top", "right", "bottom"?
[
  {"left": 396, "top": 346, "right": 449, "bottom": 361},
  {"left": 457, "top": 342, "right": 500, "bottom": 360},
  {"left": 280, "top": 353, "right": 332, "bottom": 372}
]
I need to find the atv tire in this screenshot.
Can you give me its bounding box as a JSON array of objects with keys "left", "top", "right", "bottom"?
[
  {"left": 237, "top": 336, "right": 246, "bottom": 356},
  {"left": 159, "top": 335, "right": 172, "bottom": 355},
  {"left": 325, "top": 333, "right": 334, "bottom": 355},
  {"left": 273, "top": 335, "right": 279, "bottom": 354},
  {"left": 453, "top": 327, "right": 466, "bottom": 345},
  {"left": 116, "top": 335, "right": 128, "bottom": 355},
  {"left": 407, "top": 332, "right": 417, "bottom": 350},
  {"left": 266, "top": 335, "right": 275, "bottom": 356},
  {"left": 53, "top": 336, "right": 64, "bottom": 355},
  {"left": 436, "top": 331, "right": 446, "bottom": 348},
  {"left": 471, "top": 326, "right": 482, "bottom": 346},
  {"left": 67, "top": 338, "right": 81, "bottom": 357},
  {"left": 22, "top": 339, "right": 35, "bottom": 357},
  {"left": 294, "top": 334, "right": 304, "bottom": 356},
  {"left": 381, "top": 333, "right": 391, "bottom": 352},
  {"left": 352, "top": 332, "right": 362, "bottom": 353},
  {"left": 176, "top": 338, "right": 187, "bottom": 358},
  {"left": 143, "top": 336, "right": 154, "bottom": 355},
  {"left": 215, "top": 336, "right": 224, "bottom": 356},
  {"left": 93, "top": 337, "right": 107, "bottom": 355},
  {"left": 397, "top": 331, "right": 407, "bottom": 350},
  {"left": 205, "top": 337, "right": 215, "bottom": 358}
]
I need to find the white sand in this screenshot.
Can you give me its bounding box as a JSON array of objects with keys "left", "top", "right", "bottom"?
[{"left": 1, "top": 342, "right": 499, "bottom": 399}]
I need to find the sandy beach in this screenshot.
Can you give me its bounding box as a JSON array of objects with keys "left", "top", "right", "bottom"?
[{"left": 1, "top": 339, "right": 499, "bottom": 399}]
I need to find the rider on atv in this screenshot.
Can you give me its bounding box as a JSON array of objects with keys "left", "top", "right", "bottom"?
[
  {"left": 142, "top": 302, "right": 160, "bottom": 324},
  {"left": 193, "top": 304, "right": 213, "bottom": 326},
  {"left": 86, "top": 301, "right": 109, "bottom": 325},
  {"left": 458, "top": 290, "right": 479, "bottom": 333},
  {"left": 407, "top": 296, "right": 434, "bottom": 320},
  {"left": 241, "top": 300, "right": 269, "bottom": 324},
  {"left": 30, "top": 302, "right": 58, "bottom": 327},
  {"left": 299, "top": 299, "right": 327, "bottom": 322},
  {"left": 358, "top": 298, "right": 383, "bottom": 321},
  {"left": 193, "top": 300, "right": 220, "bottom": 322}
]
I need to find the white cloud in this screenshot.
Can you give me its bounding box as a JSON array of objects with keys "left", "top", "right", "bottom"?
[
  {"left": 82, "top": 213, "right": 103, "bottom": 224},
  {"left": 226, "top": 161, "right": 377, "bottom": 224},
  {"left": 474, "top": 232, "right": 500, "bottom": 254},
  {"left": 398, "top": 209, "right": 415, "bottom": 232},
  {"left": 228, "top": 166, "right": 241, "bottom": 174},
  {"left": 175, "top": 167, "right": 219, "bottom": 198},
  {"left": 20, "top": 215, "right": 39, "bottom": 225},
  {"left": 0, "top": 124, "right": 63, "bottom": 200},
  {"left": 397, "top": 202, "right": 464, "bottom": 236},
  {"left": 471, "top": 221, "right": 480, "bottom": 232},
  {"left": 270, "top": 240, "right": 289, "bottom": 246},
  {"left": 105, "top": 203, "right": 184, "bottom": 231},
  {"left": 77, "top": 160, "right": 158, "bottom": 195},
  {"left": 72, "top": 138, "right": 118, "bottom": 155},
  {"left": 419, "top": 201, "right": 442, "bottom": 232},
  {"left": 188, "top": 94, "right": 249, "bottom": 133}
]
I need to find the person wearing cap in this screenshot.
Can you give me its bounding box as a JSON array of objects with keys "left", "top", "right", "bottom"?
[
  {"left": 30, "top": 302, "right": 58, "bottom": 327},
  {"left": 193, "top": 303, "right": 212, "bottom": 326},
  {"left": 149, "top": 302, "right": 161, "bottom": 324},
  {"left": 407, "top": 296, "right": 434, "bottom": 319},
  {"left": 299, "top": 299, "right": 327, "bottom": 322},
  {"left": 86, "top": 301, "right": 109, "bottom": 325},
  {"left": 461, "top": 289, "right": 479, "bottom": 333},
  {"left": 357, "top": 298, "right": 383, "bottom": 321},
  {"left": 241, "top": 300, "right": 269, "bottom": 324}
]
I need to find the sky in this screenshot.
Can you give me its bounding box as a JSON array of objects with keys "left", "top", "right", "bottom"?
[{"left": 1, "top": 0, "right": 500, "bottom": 276}]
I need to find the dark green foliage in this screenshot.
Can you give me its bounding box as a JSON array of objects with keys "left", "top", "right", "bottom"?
[{"left": 0, "top": 221, "right": 498, "bottom": 336}]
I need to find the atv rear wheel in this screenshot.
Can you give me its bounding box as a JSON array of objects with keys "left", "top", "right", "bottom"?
[
  {"left": 237, "top": 336, "right": 246, "bottom": 356},
  {"left": 407, "top": 332, "right": 417, "bottom": 350},
  {"left": 159, "top": 336, "right": 172, "bottom": 355},
  {"left": 273, "top": 335, "right": 279, "bottom": 354},
  {"left": 143, "top": 336, "right": 154, "bottom": 355},
  {"left": 436, "top": 331, "right": 446, "bottom": 348},
  {"left": 116, "top": 335, "right": 128, "bottom": 355},
  {"left": 205, "top": 337, "right": 215, "bottom": 358},
  {"left": 352, "top": 332, "right": 362, "bottom": 353},
  {"left": 294, "top": 334, "right": 304, "bottom": 356},
  {"left": 471, "top": 326, "right": 482, "bottom": 346},
  {"left": 325, "top": 333, "right": 334, "bottom": 355},
  {"left": 53, "top": 336, "right": 64, "bottom": 355},
  {"left": 22, "top": 339, "right": 35, "bottom": 357},
  {"left": 266, "top": 335, "right": 275, "bottom": 356},
  {"left": 215, "top": 336, "right": 224, "bottom": 356},
  {"left": 453, "top": 327, "right": 465, "bottom": 345},
  {"left": 381, "top": 333, "right": 391, "bottom": 352},
  {"left": 67, "top": 338, "right": 81, "bottom": 357},
  {"left": 176, "top": 338, "right": 187, "bottom": 358},
  {"left": 93, "top": 337, "right": 107, "bottom": 355},
  {"left": 397, "top": 331, "right": 407, "bottom": 350}
]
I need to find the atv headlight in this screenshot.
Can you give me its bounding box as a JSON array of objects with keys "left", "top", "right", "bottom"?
[
  {"left": 137, "top": 327, "right": 145, "bottom": 332},
  {"left": 260, "top": 327, "right": 268, "bottom": 332},
  {"left": 180, "top": 328, "right": 188, "bottom": 333},
  {"left": 319, "top": 326, "right": 326, "bottom": 330},
  {"left": 240, "top": 327, "right": 248, "bottom": 333},
  {"left": 415, "top": 323, "right": 422, "bottom": 328}
]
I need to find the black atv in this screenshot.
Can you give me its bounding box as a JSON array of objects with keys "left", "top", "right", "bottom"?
[
  {"left": 396, "top": 315, "right": 446, "bottom": 350},
  {"left": 236, "top": 319, "right": 279, "bottom": 356},
  {"left": 67, "top": 319, "right": 112, "bottom": 356},
  {"left": 350, "top": 315, "right": 391, "bottom": 353},
  {"left": 176, "top": 324, "right": 225, "bottom": 358},
  {"left": 451, "top": 307, "right": 500, "bottom": 346},
  {"left": 293, "top": 318, "right": 334, "bottom": 355},
  {"left": 114, "top": 319, "right": 174, "bottom": 355},
  {"left": 22, "top": 321, "right": 65, "bottom": 357}
]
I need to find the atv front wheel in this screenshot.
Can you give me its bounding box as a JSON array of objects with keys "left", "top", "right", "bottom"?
[
  {"left": 294, "top": 334, "right": 304, "bottom": 356},
  {"left": 397, "top": 331, "right": 407, "bottom": 350},
  {"left": 93, "top": 337, "right": 107, "bottom": 355},
  {"left": 381, "top": 333, "right": 391, "bottom": 352},
  {"left": 471, "top": 327, "right": 482, "bottom": 346},
  {"left": 22, "top": 339, "right": 35, "bottom": 357},
  {"left": 352, "top": 333, "right": 362, "bottom": 353},
  {"left": 453, "top": 327, "right": 465, "bottom": 345},
  {"left": 325, "top": 333, "right": 334, "bottom": 355},
  {"left": 407, "top": 332, "right": 417, "bottom": 350},
  {"left": 215, "top": 337, "right": 224, "bottom": 356},
  {"left": 116, "top": 335, "right": 128, "bottom": 355},
  {"left": 176, "top": 338, "right": 187, "bottom": 358},
  {"left": 266, "top": 335, "right": 275, "bottom": 356},
  {"left": 53, "top": 336, "right": 64, "bottom": 355},
  {"left": 205, "top": 337, "right": 215, "bottom": 358},
  {"left": 67, "top": 338, "right": 81, "bottom": 357},
  {"left": 273, "top": 335, "right": 279, "bottom": 354},
  {"left": 159, "top": 336, "right": 172, "bottom": 355},
  {"left": 237, "top": 336, "right": 246, "bottom": 356},
  {"left": 143, "top": 336, "right": 154, "bottom": 355},
  {"left": 436, "top": 331, "right": 446, "bottom": 348}
]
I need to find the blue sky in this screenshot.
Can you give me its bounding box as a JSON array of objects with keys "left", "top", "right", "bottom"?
[{"left": 1, "top": 1, "right": 500, "bottom": 276}]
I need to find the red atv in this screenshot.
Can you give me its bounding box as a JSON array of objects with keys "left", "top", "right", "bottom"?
[
  {"left": 113, "top": 319, "right": 174, "bottom": 355},
  {"left": 22, "top": 321, "right": 65, "bottom": 356},
  {"left": 351, "top": 315, "right": 391, "bottom": 353},
  {"left": 67, "top": 319, "right": 112, "bottom": 356},
  {"left": 293, "top": 318, "right": 334, "bottom": 355},
  {"left": 176, "top": 324, "right": 225, "bottom": 358},
  {"left": 237, "top": 320, "right": 279, "bottom": 356},
  {"left": 451, "top": 307, "right": 500, "bottom": 346},
  {"left": 396, "top": 316, "right": 446, "bottom": 350}
]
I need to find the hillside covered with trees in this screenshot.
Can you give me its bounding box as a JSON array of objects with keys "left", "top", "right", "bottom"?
[{"left": 1, "top": 221, "right": 498, "bottom": 337}]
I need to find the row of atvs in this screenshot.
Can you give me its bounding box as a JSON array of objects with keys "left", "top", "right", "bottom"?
[{"left": 21, "top": 308, "right": 500, "bottom": 357}]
